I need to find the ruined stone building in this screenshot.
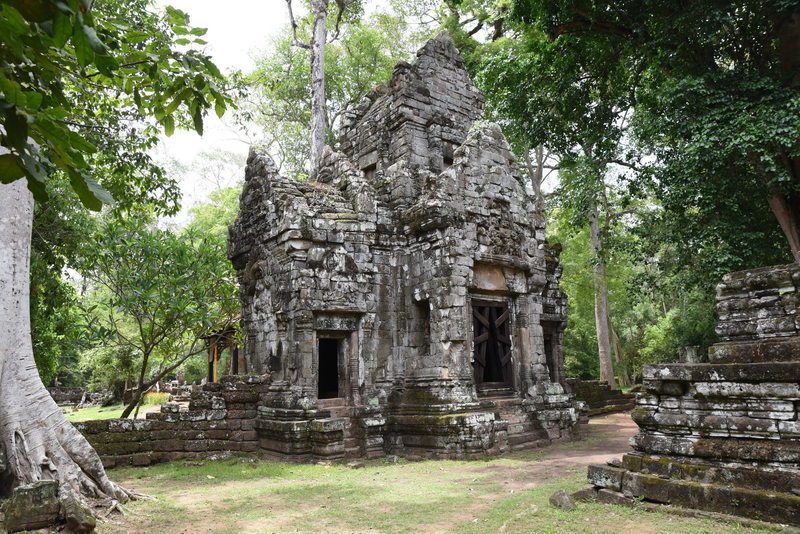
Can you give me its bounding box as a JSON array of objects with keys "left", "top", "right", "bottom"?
[
  {"left": 228, "top": 32, "right": 581, "bottom": 460},
  {"left": 583, "top": 263, "right": 800, "bottom": 526}
]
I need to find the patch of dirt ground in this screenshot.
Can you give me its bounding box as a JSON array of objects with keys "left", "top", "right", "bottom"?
[{"left": 101, "top": 412, "right": 773, "bottom": 534}]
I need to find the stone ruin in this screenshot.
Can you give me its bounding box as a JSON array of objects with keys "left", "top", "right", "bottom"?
[
  {"left": 227, "top": 31, "right": 582, "bottom": 461},
  {"left": 581, "top": 263, "right": 800, "bottom": 527},
  {"left": 565, "top": 378, "right": 635, "bottom": 417}
]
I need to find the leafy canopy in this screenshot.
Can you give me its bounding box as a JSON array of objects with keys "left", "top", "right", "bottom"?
[
  {"left": 239, "top": 7, "right": 428, "bottom": 176},
  {"left": 0, "top": 0, "right": 231, "bottom": 208}
]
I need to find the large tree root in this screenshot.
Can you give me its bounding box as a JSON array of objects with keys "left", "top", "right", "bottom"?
[
  {"left": 1, "top": 180, "right": 136, "bottom": 531},
  {"left": 0, "top": 381, "right": 136, "bottom": 529}
]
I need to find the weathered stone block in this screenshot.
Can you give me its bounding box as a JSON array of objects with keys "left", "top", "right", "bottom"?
[
  {"left": 587, "top": 464, "right": 625, "bottom": 492},
  {"left": 3, "top": 481, "right": 60, "bottom": 532}
]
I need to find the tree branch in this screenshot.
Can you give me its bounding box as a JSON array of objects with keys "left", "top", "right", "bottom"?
[
  {"left": 332, "top": 0, "right": 358, "bottom": 41},
  {"left": 552, "top": 9, "right": 636, "bottom": 39},
  {"left": 610, "top": 158, "right": 641, "bottom": 171},
  {"left": 467, "top": 21, "right": 485, "bottom": 37},
  {"left": 286, "top": 0, "right": 312, "bottom": 49}
]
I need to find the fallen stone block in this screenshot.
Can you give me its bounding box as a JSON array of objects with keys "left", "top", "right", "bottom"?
[
  {"left": 548, "top": 489, "right": 575, "bottom": 510},
  {"left": 3, "top": 481, "right": 60, "bottom": 532}
]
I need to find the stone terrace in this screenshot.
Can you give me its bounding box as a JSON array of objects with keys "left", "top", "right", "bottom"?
[{"left": 580, "top": 263, "right": 800, "bottom": 527}]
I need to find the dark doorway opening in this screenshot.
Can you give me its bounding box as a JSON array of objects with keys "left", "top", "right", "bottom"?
[
  {"left": 318, "top": 338, "right": 340, "bottom": 399},
  {"left": 544, "top": 333, "right": 556, "bottom": 382},
  {"left": 472, "top": 300, "right": 512, "bottom": 386},
  {"left": 542, "top": 322, "right": 559, "bottom": 382}
]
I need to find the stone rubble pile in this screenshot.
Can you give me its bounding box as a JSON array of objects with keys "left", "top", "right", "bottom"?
[{"left": 579, "top": 263, "right": 800, "bottom": 527}]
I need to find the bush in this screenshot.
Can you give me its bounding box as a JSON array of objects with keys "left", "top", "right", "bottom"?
[{"left": 143, "top": 392, "right": 170, "bottom": 406}]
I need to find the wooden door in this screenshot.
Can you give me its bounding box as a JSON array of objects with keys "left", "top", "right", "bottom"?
[{"left": 472, "top": 300, "right": 512, "bottom": 385}]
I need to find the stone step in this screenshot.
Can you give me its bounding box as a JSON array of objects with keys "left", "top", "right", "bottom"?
[
  {"left": 477, "top": 384, "right": 515, "bottom": 397},
  {"left": 507, "top": 424, "right": 540, "bottom": 435},
  {"left": 621, "top": 453, "right": 800, "bottom": 495},
  {"left": 588, "top": 464, "right": 800, "bottom": 527},
  {"left": 344, "top": 446, "right": 362, "bottom": 459},
  {"left": 507, "top": 430, "right": 549, "bottom": 448}
]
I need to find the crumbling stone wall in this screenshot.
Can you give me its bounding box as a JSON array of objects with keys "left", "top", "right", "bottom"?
[
  {"left": 564, "top": 379, "right": 634, "bottom": 416},
  {"left": 580, "top": 263, "right": 800, "bottom": 527},
  {"left": 228, "top": 32, "right": 580, "bottom": 461},
  {"left": 75, "top": 376, "right": 264, "bottom": 468},
  {"left": 47, "top": 387, "right": 86, "bottom": 406}
]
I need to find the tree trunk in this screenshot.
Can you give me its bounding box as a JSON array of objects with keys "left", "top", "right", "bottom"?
[
  {"left": 767, "top": 193, "right": 800, "bottom": 263},
  {"left": 119, "top": 344, "right": 203, "bottom": 419},
  {"left": 608, "top": 316, "right": 631, "bottom": 387},
  {"left": 774, "top": 11, "right": 800, "bottom": 263},
  {"left": 0, "top": 179, "right": 129, "bottom": 513},
  {"left": 309, "top": 0, "right": 329, "bottom": 177},
  {"left": 523, "top": 144, "right": 546, "bottom": 213},
  {"left": 588, "top": 202, "right": 618, "bottom": 390}
]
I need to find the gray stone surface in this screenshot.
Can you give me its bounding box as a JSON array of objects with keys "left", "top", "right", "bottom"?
[
  {"left": 2, "top": 481, "right": 60, "bottom": 532},
  {"left": 548, "top": 489, "right": 575, "bottom": 510},
  {"left": 60, "top": 492, "right": 96, "bottom": 533},
  {"left": 228, "top": 31, "right": 580, "bottom": 460},
  {"left": 581, "top": 262, "right": 800, "bottom": 527}
]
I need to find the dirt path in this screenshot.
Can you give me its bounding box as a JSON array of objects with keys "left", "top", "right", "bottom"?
[
  {"left": 525, "top": 411, "right": 637, "bottom": 472},
  {"left": 476, "top": 411, "right": 637, "bottom": 490}
]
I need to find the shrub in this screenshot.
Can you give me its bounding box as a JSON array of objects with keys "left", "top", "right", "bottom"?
[{"left": 143, "top": 391, "right": 170, "bottom": 406}]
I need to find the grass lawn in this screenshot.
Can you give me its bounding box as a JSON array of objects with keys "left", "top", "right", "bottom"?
[
  {"left": 64, "top": 403, "right": 163, "bottom": 422},
  {"left": 102, "top": 414, "right": 780, "bottom": 534},
  {"left": 102, "top": 457, "right": 777, "bottom": 534},
  {"left": 64, "top": 404, "right": 125, "bottom": 422}
]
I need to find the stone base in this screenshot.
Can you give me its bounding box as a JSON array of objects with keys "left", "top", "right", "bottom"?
[
  {"left": 2, "top": 481, "right": 60, "bottom": 533},
  {"left": 387, "top": 410, "right": 503, "bottom": 458},
  {"left": 580, "top": 454, "right": 800, "bottom": 527},
  {"left": 256, "top": 388, "right": 583, "bottom": 461},
  {"left": 256, "top": 404, "right": 387, "bottom": 462},
  {"left": 565, "top": 378, "right": 635, "bottom": 416}
]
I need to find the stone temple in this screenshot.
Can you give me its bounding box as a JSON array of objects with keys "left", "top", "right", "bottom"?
[{"left": 228, "top": 31, "right": 582, "bottom": 460}]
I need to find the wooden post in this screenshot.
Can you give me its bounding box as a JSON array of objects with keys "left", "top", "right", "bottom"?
[
  {"left": 213, "top": 342, "right": 219, "bottom": 383},
  {"left": 207, "top": 344, "right": 214, "bottom": 383}
]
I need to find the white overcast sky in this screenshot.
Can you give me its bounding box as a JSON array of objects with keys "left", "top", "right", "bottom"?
[{"left": 153, "top": 1, "right": 295, "bottom": 218}]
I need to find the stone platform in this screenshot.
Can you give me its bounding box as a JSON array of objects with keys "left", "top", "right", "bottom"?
[
  {"left": 565, "top": 378, "right": 635, "bottom": 416},
  {"left": 577, "top": 263, "right": 800, "bottom": 527}
]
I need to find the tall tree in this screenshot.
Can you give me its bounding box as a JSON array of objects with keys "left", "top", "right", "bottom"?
[
  {"left": 509, "top": 0, "right": 800, "bottom": 263},
  {"left": 242, "top": 8, "right": 419, "bottom": 176},
  {"left": 245, "top": 5, "right": 421, "bottom": 176},
  {"left": 285, "top": 0, "right": 362, "bottom": 176},
  {"left": 0, "top": 0, "right": 229, "bottom": 521}
]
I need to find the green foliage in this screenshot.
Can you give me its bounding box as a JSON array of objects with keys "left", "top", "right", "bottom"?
[
  {"left": 29, "top": 181, "right": 97, "bottom": 385},
  {"left": 79, "top": 344, "right": 137, "bottom": 399},
  {"left": 186, "top": 184, "right": 243, "bottom": 245},
  {"left": 550, "top": 223, "right": 599, "bottom": 379},
  {"left": 81, "top": 216, "right": 238, "bottom": 411},
  {"left": 0, "top": 0, "right": 232, "bottom": 208},
  {"left": 2, "top": 0, "right": 234, "bottom": 384},
  {"left": 239, "top": 8, "right": 429, "bottom": 176},
  {"left": 550, "top": 197, "right": 720, "bottom": 382},
  {"left": 143, "top": 392, "right": 169, "bottom": 405},
  {"left": 505, "top": 0, "right": 799, "bottom": 263},
  {"left": 637, "top": 292, "right": 718, "bottom": 367}
]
